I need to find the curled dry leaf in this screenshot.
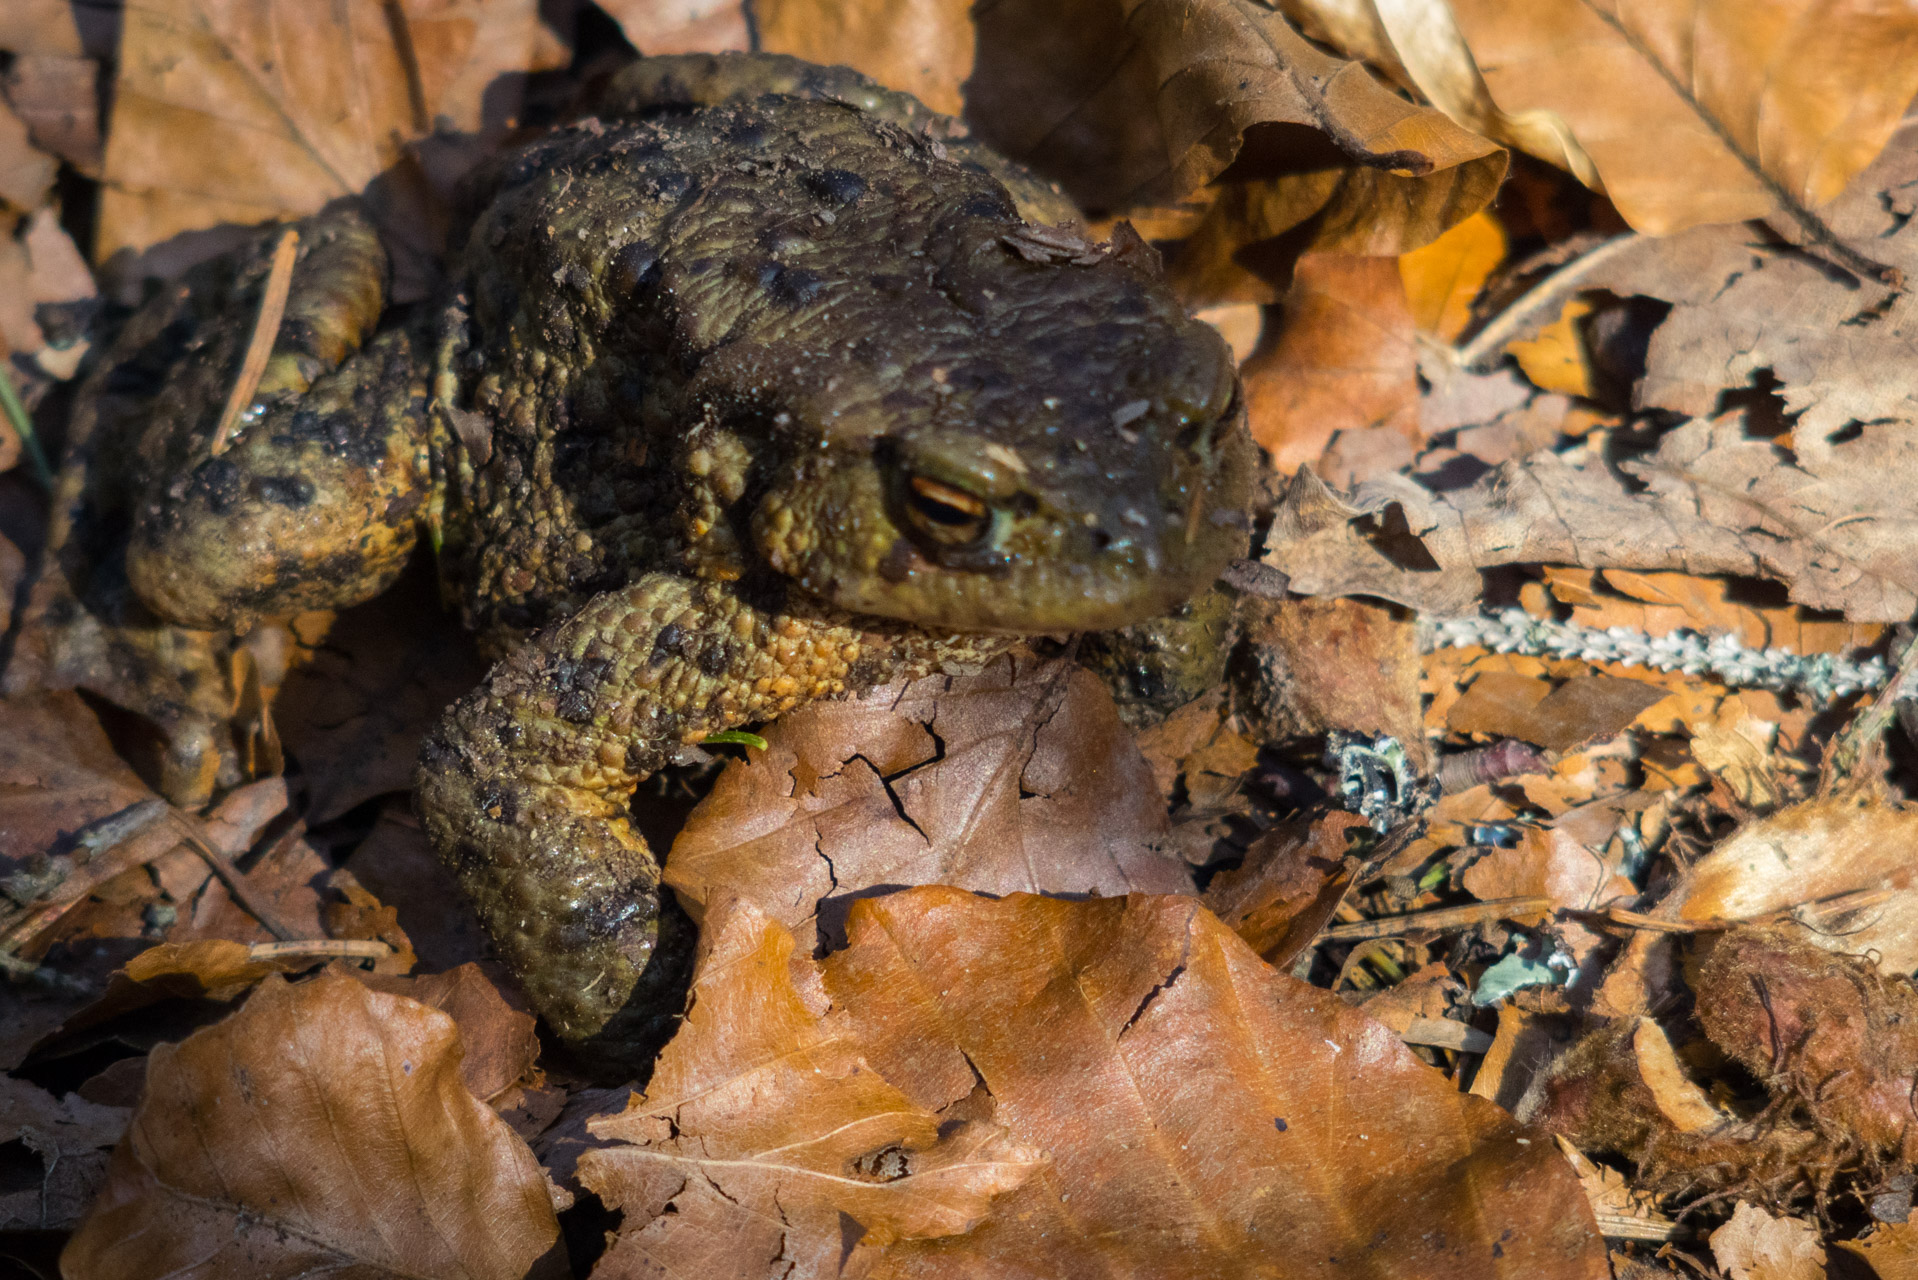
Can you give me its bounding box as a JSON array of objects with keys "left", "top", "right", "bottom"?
[
  {"left": 1243, "top": 593, "right": 1428, "bottom": 770},
  {"left": 966, "top": 0, "right": 1504, "bottom": 303},
  {"left": 62, "top": 968, "right": 558, "bottom": 1280},
  {"left": 1665, "top": 794, "right": 1918, "bottom": 974},
  {"left": 98, "top": 0, "right": 567, "bottom": 267},
  {"left": 1444, "top": 0, "right": 1918, "bottom": 239},
  {"left": 579, "top": 896, "right": 1044, "bottom": 1276},
  {"left": 1265, "top": 414, "right": 1918, "bottom": 623},
  {"left": 1531, "top": 119, "right": 1918, "bottom": 438},
  {"left": 665, "top": 653, "right": 1190, "bottom": 944},
  {"left": 823, "top": 888, "right": 1608, "bottom": 1277},
  {"left": 1446, "top": 671, "right": 1669, "bottom": 753}
]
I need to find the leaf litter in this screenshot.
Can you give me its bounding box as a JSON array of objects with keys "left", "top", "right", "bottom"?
[{"left": 2, "top": 0, "right": 1917, "bottom": 1277}]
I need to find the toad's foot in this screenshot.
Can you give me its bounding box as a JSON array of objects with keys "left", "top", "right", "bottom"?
[{"left": 416, "top": 573, "right": 999, "bottom": 1054}]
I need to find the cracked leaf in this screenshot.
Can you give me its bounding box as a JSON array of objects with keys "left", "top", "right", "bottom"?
[
  {"left": 822, "top": 888, "right": 1609, "bottom": 1278},
  {"left": 577, "top": 895, "right": 1044, "bottom": 1277},
  {"left": 664, "top": 653, "right": 1191, "bottom": 946},
  {"left": 1266, "top": 415, "right": 1918, "bottom": 622}
]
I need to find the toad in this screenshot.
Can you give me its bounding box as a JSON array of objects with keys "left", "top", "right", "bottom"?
[{"left": 38, "top": 53, "right": 1252, "bottom": 1055}]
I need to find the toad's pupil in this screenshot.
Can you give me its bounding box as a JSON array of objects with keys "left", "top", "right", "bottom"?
[{"left": 908, "top": 475, "right": 987, "bottom": 526}]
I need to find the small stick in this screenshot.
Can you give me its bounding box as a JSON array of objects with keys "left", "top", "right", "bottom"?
[
  {"left": 1594, "top": 887, "right": 1894, "bottom": 935},
  {"left": 1318, "top": 895, "right": 1554, "bottom": 942},
  {"left": 1402, "top": 1016, "right": 1494, "bottom": 1054},
  {"left": 210, "top": 227, "right": 300, "bottom": 455},
  {"left": 248, "top": 939, "right": 392, "bottom": 964},
  {"left": 167, "top": 813, "right": 300, "bottom": 942},
  {"left": 0, "top": 800, "right": 176, "bottom": 956}
]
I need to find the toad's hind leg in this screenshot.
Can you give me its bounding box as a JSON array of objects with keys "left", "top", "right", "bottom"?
[
  {"left": 123, "top": 203, "right": 431, "bottom": 633},
  {"left": 415, "top": 575, "right": 933, "bottom": 1055}
]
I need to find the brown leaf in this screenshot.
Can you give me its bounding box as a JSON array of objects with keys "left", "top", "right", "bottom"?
[
  {"left": 665, "top": 653, "right": 1191, "bottom": 944},
  {"left": 1240, "top": 255, "right": 1421, "bottom": 475},
  {"left": 1266, "top": 416, "right": 1918, "bottom": 622},
  {"left": 0, "top": 1075, "right": 128, "bottom": 1232},
  {"left": 1246, "top": 594, "right": 1428, "bottom": 768},
  {"left": 61, "top": 968, "right": 559, "bottom": 1279},
  {"left": 758, "top": 0, "right": 974, "bottom": 116},
  {"left": 600, "top": 0, "right": 750, "bottom": 56},
  {"left": 359, "top": 964, "right": 538, "bottom": 1102},
  {"left": 1665, "top": 794, "right": 1918, "bottom": 973},
  {"left": 824, "top": 889, "right": 1608, "bottom": 1277},
  {"left": 966, "top": 0, "right": 1503, "bottom": 301},
  {"left": 1399, "top": 209, "right": 1506, "bottom": 342},
  {"left": 1533, "top": 119, "right": 1918, "bottom": 437},
  {"left": 0, "top": 94, "right": 55, "bottom": 210},
  {"left": 578, "top": 897, "right": 1044, "bottom": 1275},
  {"left": 1449, "top": 671, "right": 1669, "bottom": 753},
  {"left": 341, "top": 804, "right": 489, "bottom": 971},
  {"left": 0, "top": 691, "right": 156, "bottom": 870},
  {"left": 1836, "top": 1221, "right": 1918, "bottom": 1279},
  {"left": 4, "top": 53, "right": 103, "bottom": 175},
  {"left": 1710, "top": 1202, "right": 1827, "bottom": 1280},
  {"left": 1447, "top": 0, "right": 1918, "bottom": 236},
  {"left": 97, "top": 0, "right": 566, "bottom": 266},
  {"left": 1203, "top": 810, "right": 1369, "bottom": 966}
]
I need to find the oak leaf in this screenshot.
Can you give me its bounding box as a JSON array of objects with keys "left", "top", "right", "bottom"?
[{"left": 61, "top": 968, "right": 558, "bottom": 1280}]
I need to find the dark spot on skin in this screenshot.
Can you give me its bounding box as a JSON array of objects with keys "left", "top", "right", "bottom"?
[
  {"left": 477, "top": 784, "right": 518, "bottom": 824},
  {"left": 612, "top": 242, "right": 660, "bottom": 293},
  {"left": 805, "top": 168, "right": 867, "bottom": 204},
  {"left": 723, "top": 118, "right": 769, "bottom": 148},
  {"left": 697, "top": 643, "right": 730, "bottom": 677},
  {"left": 649, "top": 623, "right": 686, "bottom": 667},
  {"left": 495, "top": 721, "right": 521, "bottom": 746},
  {"left": 651, "top": 170, "right": 694, "bottom": 201},
  {"left": 187, "top": 458, "right": 244, "bottom": 515},
  {"left": 256, "top": 474, "right": 316, "bottom": 507},
  {"left": 878, "top": 538, "right": 921, "bottom": 583},
  {"left": 383, "top": 487, "right": 425, "bottom": 526},
  {"left": 765, "top": 264, "right": 826, "bottom": 307},
  {"left": 557, "top": 689, "right": 594, "bottom": 722},
  {"left": 957, "top": 192, "right": 1013, "bottom": 220}
]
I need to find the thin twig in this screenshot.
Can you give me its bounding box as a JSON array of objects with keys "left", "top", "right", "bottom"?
[
  {"left": 248, "top": 939, "right": 392, "bottom": 964},
  {"left": 210, "top": 227, "right": 300, "bottom": 455},
  {"left": 1453, "top": 233, "right": 1641, "bottom": 372},
  {"left": 1592, "top": 887, "right": 1895, "bottom": 935},
  {"left": 167, "top": 813, "right": 300, "bottom": 942},
  {"left": 1318, "top": 895, "right": 1554, "bottom": 942}
]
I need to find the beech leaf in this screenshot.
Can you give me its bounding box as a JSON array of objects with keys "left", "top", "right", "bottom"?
[{"left": 60, "top": 969, "right": 558, "bottom": 1280}]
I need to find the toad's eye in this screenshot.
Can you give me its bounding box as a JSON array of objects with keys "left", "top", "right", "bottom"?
[{"left": 905, "top": 475, "right": 992, "bottom": 547}]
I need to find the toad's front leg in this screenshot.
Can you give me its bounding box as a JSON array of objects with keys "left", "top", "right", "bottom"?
[{"left": 416, "top": 574, "right": 977, "bottom": 1055}]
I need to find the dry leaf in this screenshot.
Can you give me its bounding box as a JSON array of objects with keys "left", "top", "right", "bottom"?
[
  {"left": 1837, "top": 1222, "right": 1918, "bottom": 1280},
  {"left": 1400, "top": 209, "right": 1507, "bottom": 341},
  {"left": 358, "top": 964, "right": 539, "bottom": 1102},
  {"left": 1537, "top": 119, "right": 1918, "bottom": 437},
  {"left": 803, "top": 888, "right": 1610, "bottom": 1277},
  {"left": 98, "top": 0, "right": 566, "bottom": 266},
  {"left": 600, "top": 0, "right": 750, "bottom": 56},
  {"left": 1665, "top": 794, "right": 1918, "bottom": 973},
  {"left": 1710, "top": 1202, "right": 1827, "bottom": 1280},
  {"left": 1448, "top": 0, "right": 1918, "bottom": 237},
  {"left": 1553, "top": 1135, "right": 1680, "bottom": 1243},
  {"left": 1245, "top": 593, "right": 1428, "bottom": 769},
  {"left": 1241, "top": 255, "right": 1421, "bottom": 473},
  {"left": 579, "top": 896, "right": 1043, "bottom": 1276},
  {"left": 4, "top": 52, "right": 102, "bottom": 175},
  {"left": 1266, "top": 415, "right": 1918, "bottom": 622},
  {"left": 0, "top": 94, "right": 55, "bottom": 210},
  {"left": 1689, "top": 699, "right": 1792, "bottom": 811},
  {"left": 665, "top": 654, "right": 1191, "bottom": 944},
  {"left": 758, "top": 0, "right": 974, "bottom": 116},
  {"left": 1203, "top": 810, "right": 1369, "bottom": 966},
  {"left": 61, "top": 968, "right": 558, "bottom": 1279},
  {"left": 341, "top": 804, "right": 489, "bottom": 970},
  {"left": 1507, "top": 297, "right": 1596, "bottom": 398},
  {"left": 0, "top": 692, "right": 157, "bottom": 870},
  {"left": 0, "top": 1075, "right": 128, "bottom": 1232},
  {"left": 967, "top": 0, "right": 1503, "bottom": 303}
]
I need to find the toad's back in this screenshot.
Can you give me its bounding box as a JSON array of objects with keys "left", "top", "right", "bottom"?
[{"left": 439, "top": 87, "right": 1250, "bottom": 642}]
